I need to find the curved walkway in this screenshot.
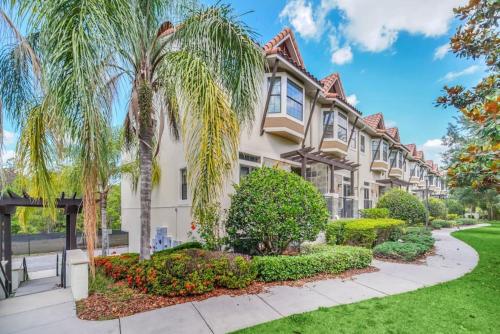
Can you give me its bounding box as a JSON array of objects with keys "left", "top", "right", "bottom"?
[{"left": 0, "top": 224, "right": 486, "bottom": 334}]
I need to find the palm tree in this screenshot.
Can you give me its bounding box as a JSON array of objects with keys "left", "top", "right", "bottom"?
[{"left": 28, "top": 1, "right": 264, "bottom": 260}]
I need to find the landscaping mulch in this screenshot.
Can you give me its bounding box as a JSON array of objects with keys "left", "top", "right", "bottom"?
[
  {"left": 374, "top": 247, "right": 436, "bottom": 265},
  {"left": 76, "top": 266, "right": 379, "bottom": 320}
]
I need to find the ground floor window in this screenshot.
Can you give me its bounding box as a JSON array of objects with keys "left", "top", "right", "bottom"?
[{"left": 239, "top": 164, "right": 258, "bottom": 181}]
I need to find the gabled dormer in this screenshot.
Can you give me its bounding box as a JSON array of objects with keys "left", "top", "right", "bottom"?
[
  {"left": 263, "top": 27, "right": 304, "bottom": 68},
  {"left": 321, "top": 73, "right": 346, "bottom": 100}
]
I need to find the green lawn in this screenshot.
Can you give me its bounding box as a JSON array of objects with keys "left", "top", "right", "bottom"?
[{"left": 234, "top": 222, "right": 500, "bottom": 334}]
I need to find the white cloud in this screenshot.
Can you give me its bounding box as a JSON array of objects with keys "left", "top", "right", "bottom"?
[
  {"left": 421, "top": 138, "right": 446, "bottom": 166},
  {"left": 439, "top": 65, "right": 481, "bottom": 82},
  {"left": 280, "top": 0, "right": 464, "bottom": 54},
  {"left": 385, "top": 119, "right": 397, "bottom": 128},
  {"left": 3, "top": 130, "right": 17, "bottom": 145},
  {"left": 434, "top": 43, "right": 450, "bottom": 60},
  {"left": 346, "top": 94, "right": 359, "bottom": 106},
  {"left": 331, "top": 45, "right": 353, "bottom": 65},
  {"left": 280, "top": 0, "right": 323, "bottom": 40}
]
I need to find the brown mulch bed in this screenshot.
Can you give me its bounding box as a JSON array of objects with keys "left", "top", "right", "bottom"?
[
  {"left": 374, "top": 247, "right": 436, "bottom": 265},
  {"left": 76, "top": 266, "right": 378, "bottom": 321}
]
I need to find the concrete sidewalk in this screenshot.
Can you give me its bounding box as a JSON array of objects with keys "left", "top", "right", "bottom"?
[{"left": 0, "top": 225, "right": 485, "bottom": 334}]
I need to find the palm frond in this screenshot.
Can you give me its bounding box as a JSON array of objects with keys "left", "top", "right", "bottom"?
[
  {"left": 161, "top": 50, "right": 239, "bottom": 217},
  {"left": 171, "top": 4, "right": 265, "bottom": 125}
]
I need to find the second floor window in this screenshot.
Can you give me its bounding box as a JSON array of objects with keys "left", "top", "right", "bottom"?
[
  {"left": 286, "top": 80, "right": 303, "bottom": 120},
  {"left": 350, "top": 129, "right": 357, "bottom": 149},
  {"left": 398, "top": 151, "right": 403, "bottom": 168},
  {"left": 337, "top": 113, "right": 348, "bottom": 141},
  {"left": 323, "top": 111, "right": 334, "bottom": 138},
  {"left": 360, "top": 135, "right": 366, "bottom": 152},
  {"left": 389, "top": 150, "right": 397, "bottom": 167},
  {"left": 180, "top": 168, "right": 188, "bottom": 200},
  {"left": 371, "top": 140, "right": 380, "bottom": 160},
  {"left": 267, "top": 77, "right": 281, "bottom": 114},
  {"left": 382, "top": 141, "right": 389, "bottom": 162}
]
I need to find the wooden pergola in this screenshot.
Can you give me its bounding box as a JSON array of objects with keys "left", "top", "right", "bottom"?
[
  {"left": 281, "top": 147, "right": 359, "bottom": 193},
  {"left": 0, "top": 191, "right": 82, "bottom": 294},
  {"left": 377, "top": 178, "right": 411, "bottom": 188}
]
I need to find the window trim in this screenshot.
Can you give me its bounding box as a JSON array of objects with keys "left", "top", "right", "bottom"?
[
  {"left": 267, "top": 76, "right": 281, "bottom": 114},
  {"left": 285, "top": 78, "right": 304, "bottom": 121},
  {"left": 322, "top": 109, "right": 335, "bottom": 139}
]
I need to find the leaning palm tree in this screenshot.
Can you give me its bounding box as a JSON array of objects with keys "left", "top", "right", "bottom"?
[{"left": 23, "top": 1, "right": 264, "bottom": 260}]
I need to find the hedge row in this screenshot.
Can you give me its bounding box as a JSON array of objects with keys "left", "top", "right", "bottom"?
[
  {"left": 253, "top": 246, "right": 372, "bottom": 281},
  {"left": 326, "top": 218, "right": 406, "bottom": 248},
  {"left": 96, "top": 244, "right": 372, "bottom": 295}
]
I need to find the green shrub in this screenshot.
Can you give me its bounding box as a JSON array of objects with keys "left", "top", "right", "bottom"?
[
  {"left": 373, "top": 242, "right": 428, "bottom": 261},
  {"left": 401, "top": 230, "right": 435, "bottom": 248},
  {"left": 326, "top": 219, "right": 405, "bottom": 248},
  {"left": 457, "top": 218, "right": 478, "bottom": 225},
  {"left": 431, "top": 219, "right": 454, "bottom": 229},
  {"left": 428, "top": 198, "right": 447, "bottom": 219},
  {"left": 446, "top": 213, "right": 460, "bottom": 220},
  {"left": 152, "top": 241, "right": 203, "bottom": 258},
  {"left": 446, "top": 199, "right": 465, "bottom": 215},
  {"left": 128, "top": 249, "right": 256, "bottom": 296},
  {"left": 226, "top": 167, "right": 329, "bottom": 255},
  {"left": 89, "top": 268, "right": 115, "bottom": 294},
  {"left": 359, "top": 208, "right": 389, "bottom": 219},
  {"left": 253, "top": 246, "right": 372, "bottom": 281},
  {"left": 376, "top": 189, "right": 427, "bottom": 224}
]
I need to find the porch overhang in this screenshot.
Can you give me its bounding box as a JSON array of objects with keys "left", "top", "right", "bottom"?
[
  {"left": 377, "top": 178, "right": 411, "bottom": 187},
  {"left": 280, "top": 147, "right": 360, "bottom": 171}
]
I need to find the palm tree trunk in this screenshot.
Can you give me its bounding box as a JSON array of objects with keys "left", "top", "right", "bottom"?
[
  {"left": 138, "top": 80, "right": 154, "bottom": 260},
  {"left": 100, "top": 189, "right": 109, "bottom": 256}
]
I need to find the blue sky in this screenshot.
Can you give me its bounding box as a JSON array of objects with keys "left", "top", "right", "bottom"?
[{"left": 2, "top": 0, "right": 485, "bottom": 165}]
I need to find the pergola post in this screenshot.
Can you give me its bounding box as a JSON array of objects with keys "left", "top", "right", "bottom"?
[
  {"left": 0, "top": 206, "right": 15, "bottom": 293},
  {"left": 65, "top": 206, "right": 78, "bottom": 250},
  {"left": 301, "top": 155, "right": 308, "bottom": 178},
  {"left": 330, "top": 165, "right": 335, "bottom": 193}
]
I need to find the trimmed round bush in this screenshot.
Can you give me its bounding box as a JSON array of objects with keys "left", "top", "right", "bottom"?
[
  {"left": 360, "top": 208, "right": 389, "bottom": 219},
  {"left": 226, "top": 167, "right": 329, "bottom": 255},
  {"left": 376, "top": 189, "right": 427, "bottom": 225},
  {"left": 428, "top": 198, "right": 447, "bottom": 219}
]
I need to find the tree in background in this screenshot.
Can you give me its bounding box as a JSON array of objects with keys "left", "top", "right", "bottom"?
[
  {"left": 437, "top": 0, "right": 499, "bottom": 192},
  {"left": 445, "top": 198, "right": 465, "bottom": 216},
  {"left": 428, "top": 198, "right": 447, "bottom": 219}
]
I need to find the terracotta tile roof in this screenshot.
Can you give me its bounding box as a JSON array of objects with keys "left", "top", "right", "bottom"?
[
  {"left": 363, "top": 113, "right": 385, "bottom": 130},
  {"left": 263, "top": 28, "right": 322, "bottom": 87},
  {"left": 405, "top": 144, "right": 417, "bottom": 157},
  {"left": 416, "top": 150, "right": 425, "bottom": 161},
  {"left": 386, "top": 127, "right": 400, "bottom": 142},
  {"left": 263, "top": 27, "right": 304, "bottom": 67},
  {"left": 321, "top": 73, "right": 341, "bottom": 96}
]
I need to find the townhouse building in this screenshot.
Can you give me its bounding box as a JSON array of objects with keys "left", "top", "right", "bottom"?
[{"left": 121, "top": 28, "right": 447, "bottom": 252}]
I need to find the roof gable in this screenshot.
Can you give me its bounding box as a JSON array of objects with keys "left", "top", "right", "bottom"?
[
  {"left": 263, "top": 27, "right": 304, "bottom": 68},
  {"left": 363, "top": 113, "right": 385, "bottom": 130},
  {"left": 405, "top": 144, "right": 417, "bottom": 157},
  {"left": 321, "top": 73, "right": 346, "bottom": 100},
  {"left": 386, "top": 127, "right": 400, "bottom": 142}
]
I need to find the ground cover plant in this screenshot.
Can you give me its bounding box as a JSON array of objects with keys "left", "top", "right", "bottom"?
[
  {"left": 234, "top": 222, "right": 500, "bottom": 333},
  {"left": 374, "top": 226, "right": 435, "bottom": 261},
  {"left": 226, "top": 167, "right": 329, "bottom": 255},
  {"left": 431, "top": 219, "right": 455, "bottom": 229},
  {"left": 376, "top": 189, "right": 427, "bottom": 224},
  {"left": 326, "top": 218, "right": 405, "bottom": 248}
]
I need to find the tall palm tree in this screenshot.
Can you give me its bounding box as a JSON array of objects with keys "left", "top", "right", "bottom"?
[{"left": 28, "top": 0, "right": 264, "bottom": 260}]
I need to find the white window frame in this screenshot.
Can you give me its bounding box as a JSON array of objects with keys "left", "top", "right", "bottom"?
[{"left": 337, "top": 111, "right": 348, "bottom": 142}]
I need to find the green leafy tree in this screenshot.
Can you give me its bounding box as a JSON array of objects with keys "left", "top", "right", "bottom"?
[
  {"left": 428, "top": 198, "right": 447, "bottom": 219},
  {"left": 436, "top": 0, "right": 499, "bottom": 191},
  {"left": 445, "top": 198, "right": 465, "bottom": 216}
]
